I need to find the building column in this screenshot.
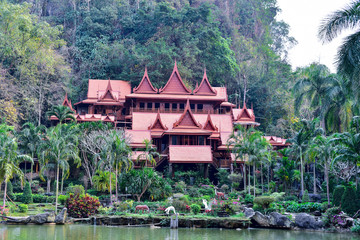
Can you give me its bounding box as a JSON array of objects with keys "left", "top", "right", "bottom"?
[
  {"left": 169, "top": 163, "right": 173, "bottom": 178},
  {"left": 204, "top": 163, "right": 209, "bottom": 179}
]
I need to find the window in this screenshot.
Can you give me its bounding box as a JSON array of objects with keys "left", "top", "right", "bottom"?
[
  {"left": 147, "top": 102, "right": 152, "bottom": 109},
  {"left": 172, "top": 103, "right": 177, "bottom": 110},
  {"left": 198, "top": 136, "right": 204, "bottom": 145},
  {"left": 190, "top": 104, "right": 195, "bottom": 110},
  {"left": 179, "top": 103, "right": 184, "bottom": 110},
  {"left": 155, "top": 102, "right": 160, "bottom": 109},
  {"left": 140, "top": 102, "right": 145, "bottom": 109},
  {"left": 197, "top": 104, "right": 203, "bottom": 110},
  {"left": 171, "top": 136, "right": 178, "bottom": 145}
]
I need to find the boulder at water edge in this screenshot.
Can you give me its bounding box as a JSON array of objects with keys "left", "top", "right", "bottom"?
[
  {"left": 55, "top": 208, "right": 67, "bottom": 224},
  {"left": 28, "top": 212, "right": 56, "bottom": 224},
  {"left": 244, "top": 207, "right": 255, "bottom": 218},
  {"left": 268, "top": 212, "right": 292, "bottom": 228},
  {"left": 295, "top": 213, "right": 324, "bottom": 229}
]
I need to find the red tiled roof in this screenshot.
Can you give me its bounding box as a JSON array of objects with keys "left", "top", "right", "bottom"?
[
  {"left": 133, "top": 67, "right": 157, "bottom": 94},
  {"left": 203, "top": 111, "right": 218, "bottom": 131},
  {"left": 264, "top": 136, "right": 290, "bottom": 146},
  {"left": 148, "top": 110, "right": 168, "bottom": 131},
  {"left": 159, "top": 61, "right": 192, "bottom": 95},
  {"left": 75, "top": 114, "right": 115, "bottom": 122},
  {"left": 87, "top": 79, "right": 131, "bottom": 100},
  {"left": 125, "top": 130, "right": 151, "bottom": 146},
  {"left": 220, "top": 101, "right": 236, "bottom": 108},
  {"left": 62, "top": 93, "right": 75, "bottom": 112},
  {"left": 194, "top": 69, "right": 217, "bottom": 95},
  {"left": 100, "top": 80, "right": 117, "bottom": 101},
  {"left": 169, "top": 145, "right": 213, "bottom": 163},
  {"left": 173, "top": 99, "right": 202, "bottom": 129}
]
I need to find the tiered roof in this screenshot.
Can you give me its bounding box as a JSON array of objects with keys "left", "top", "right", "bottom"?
[
  {"left": 148, "top": 110, "right": 168, "bottom": 137},
  {"left": 233, "top": 103, "right": 260, "bottom": 126},
  {"left": 159, "top": 61, "right": 192, "bottom": 95},
  {"left": 173, "top": 99, "right": 202, "bottom": 129},
  {"left": 194, "top": 69, "right": 217, "bottom": 95},
  {"left": 62, "top": 93, "right": 75, "bottom": 112},
  {"left": 100, "top": 80, "right": 117, "bottom": 101},
  {"left": 133, "top": 67, "right": 158, "bottom": 94}
]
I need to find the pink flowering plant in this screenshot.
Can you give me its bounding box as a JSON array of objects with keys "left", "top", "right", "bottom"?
[{"left": 65, "top": 193, "right": 100, "bottom": 218}]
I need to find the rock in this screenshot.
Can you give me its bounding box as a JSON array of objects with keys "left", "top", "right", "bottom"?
[
  {"left": 28, "top": 212, "right": 55, "bottom": 224},
  {"left": 252, "top": 211, "right": 270, "bottom": 227},
  {"left": 55, "top": 208, "right": 67, "bottom": 224},
  {"left": 243, "top": 207, "right": 255, "bottom": 218},
  {"left": 5, "top": 217, "right": 31, "bottom": 224},
  {"left": 314, "top": 211, "right": 321, "bottom": 216},
  {"left": 268, "top": 212, "right": 292, "bottom": 228},
  {"left": 295, "top": 213, "right": 323, "bottom": 229}
]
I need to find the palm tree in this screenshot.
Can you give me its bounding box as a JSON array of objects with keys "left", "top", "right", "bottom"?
[
  {"left": 331, "top": 116, "right": 360, "bottom": 188},
  {"left": 47, "top": 105, "right": 75, "bottom": 124},
  {"left": 137, "top": 139, "right": 159, "bottom": 167},
  {"left": 307, "top": 135, "right": 335, "bottom": 204},
  {"left": 40, "top": 124, "right": 80, "bottom": 213},
  {"left": 275, "top": 155, "right": 298, "bottom": 193},
  {"left": 287, "top": 119, "right": 323, "bottom": 194},
  {"left": 18, "top": 122, "right": 45, "bottom": 186},
  {"left": 92, "top": 170, "right": 115, "bottom": 193},
  {"left": 293, "top": 63, "right": 336, "bottom": 132},
  {"left": 0, "top": 123, "right": 32, "bottom": 208},
  {"left": 318, "top": 1, "right": 360, "bottom": 82}
]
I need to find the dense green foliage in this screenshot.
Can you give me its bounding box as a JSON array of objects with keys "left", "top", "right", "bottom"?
[
  {"left": 22, "top": 181, "right": 33, "bottom": 204},
  {"left": 302, "top": 190, "right": 310, "bottom": 203},
  {"left": 341, "top": 186, "right": 358, "bottom": 215},
  {"left": 190, "top": 203, "right": 201, "bottom": 215},
  {"left": 7, "top": 181, "right": 14, "bottom": 201},
  {"left": 333, "top": 185, "right": 345, "bottom": 207}
]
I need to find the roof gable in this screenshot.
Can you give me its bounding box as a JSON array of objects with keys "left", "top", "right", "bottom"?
[
  {"left": 194, "top": 69, "right": 217, "bottom": 95},
  {"left": 99, "top": 80, "right": 117, "bottom": 101},
  {"left": 237, "top": 103, "right": 255, "bottom": 121},
  {"left": 62, "top": 93, "right": 75, "bottom": 112},
  {"left": 149, "top": 110, "right": 168, "bottom": 131},
  {"left": 133, "top": 68, "right": 158, "bottom": 94},
  {"left": 173, "top": 99, "right": 201, "bottom": 129},
  {"left": 203, "top": 112, "right": 218, "bottom": 131},
  {"left": 159, "top": 61, "right": 191, "bottom": 95}
]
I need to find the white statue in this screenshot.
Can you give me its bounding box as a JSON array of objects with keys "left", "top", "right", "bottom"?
[
  {"left": 165, "top": 206, "right": 176, "bottom": 215},
  {"left": 202, "top": 199, "right": 211, "bottom": 211}
]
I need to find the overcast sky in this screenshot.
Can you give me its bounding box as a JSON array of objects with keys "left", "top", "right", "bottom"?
[{"left": 276, "top": 0, "right": 355, "bottom": 72}]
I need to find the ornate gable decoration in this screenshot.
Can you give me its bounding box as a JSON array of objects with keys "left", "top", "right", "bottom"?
[
  {"left": 103, "top": 115, "right": 112, "bottom": 122},
  {"left": 237, "top": 103, "right": 255, "bottom": 122},
  {"left": 203, "top": 111, "right": 218, "bottom": 131},
  {"left": 194, "top": 69, "right": 217, "bottom": 96},
  {"left": 133, "top": 67, "right": 158, "bottom": 94},
  {"left": 149, "top": 110, "right": 168, "bottom": 131},
  {"left": 159, "top": 61, "right": 192, "bottom": 95},
  {"left": 62, "top": 93, "right": 75, "bottom": 112},
  {"left": 173, "top": 99, "right": 202, "bottom": 129},
  {"left": 100, "top": 80, "right": 117, "bottom": 101}
]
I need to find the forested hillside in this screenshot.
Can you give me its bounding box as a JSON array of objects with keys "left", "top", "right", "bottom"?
[{"left": 0, "top": 0, "right": 296, "bottom": 136}]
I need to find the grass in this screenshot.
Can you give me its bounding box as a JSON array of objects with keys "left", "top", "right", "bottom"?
[{"left": 4, "top": 202, "right": 56, "bottom": 217}]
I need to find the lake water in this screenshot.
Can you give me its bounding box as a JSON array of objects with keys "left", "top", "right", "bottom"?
[{"left": 0, "top": 224, "right": 358, "bottom": 240}]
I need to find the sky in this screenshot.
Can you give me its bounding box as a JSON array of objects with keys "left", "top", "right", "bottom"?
[{"left": 276, "top": 0, "right": 355, "bottom": 72}]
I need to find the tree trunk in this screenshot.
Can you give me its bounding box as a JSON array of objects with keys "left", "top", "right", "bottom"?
[
  {"left": 55, "top": 164, "right": 60, "bottom": 214},
  {"left": 253, "top": 162, "right": 256, "bottom": 197},
  {"left": 261, "top": 162, "right": 264, "bottom": 194},
  {"left": 248, "top": 165, "right": 251, "bottom": 195},
  {"left": 325, "top": 162, "right": 330, "bottom": 206},
  {"left": 3, "top": 180, "right": 7, "bottom": 209},
  {"left": 47, "top": 178, "right": 51, "bottom": 193},
  {"left": 61, "top": 169, "right": 64, "bottom": 194},
  {"left": 115, "top": 165, "right": 118, "bottom": 201},
  {"left": 109, "top": 169, "right": 112, "bottom": 204},
  {"left": 300, "top": 148, "right": 304, "bottom": 195},
  {"left": 243, "top": 163, "right": 246, "bottom": 191},
  {"left": 313, "top": 161, "right": 317, "bottom": 194}
]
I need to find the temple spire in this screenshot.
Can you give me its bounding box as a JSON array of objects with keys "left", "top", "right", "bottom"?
[
  {"left": 194, "top": 68, "right": 217, "bottom": 95},
  {"left": 159, "top": 61, "right": 192, "bottom": 94},
  {"left": 133, "top": 67, "right": 158, "bottom": 93}
]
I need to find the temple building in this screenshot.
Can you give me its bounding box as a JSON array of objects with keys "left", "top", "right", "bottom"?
[{"left": 55, "top": 62, "right": 289, "bottom": 174}]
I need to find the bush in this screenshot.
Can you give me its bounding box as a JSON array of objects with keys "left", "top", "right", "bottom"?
[
  {"left": 333, "top": 185, "right": 345, "bottom": 206},
  {"left": 302, "top": 190, "right": 310, "bottom": 203},
  {"left": 66, "top": 185, "right": 85, "bottom": 196},
  {"left": 22, "top": 182, "right": 33, "bottom": 204},
  {"left": 199, "top": 186, "right": 215, "bottom": 197},
  {"left": 341, "top": 186, "right": 358, "bottom": 215},
  {"left": 322, "top": 207, "right": 342, "bottom": 227},
  {"left": 7, "top": 181, "right": 14, "bottom": 200},
  {"left": 187, "top": 187, "right": 201, "bottom": 198},
  {"left": 220, "top": 184, "right": 230, "bottom": 193},
  {"left": 270, "top": 192, "right": 285, "bottom": 201},
  {"left": 285, "top": 202, "right": 323, "bottom": 213},
  {"left": 254, "top": 196, "right": 276, "bottom": 210},
  {"left": 18, "top": 204, "right": 28, "bottom": 213},
  {"left": 190, "top": 204, "right": 201, "bottom": 215},
  {"left": 351, "top": 219, "right": 360, "bottom": 233},
  {"left": 65, "top": 193, "right": 100, "bottom": 218},
  {"left": 283, "top": 195, "right": 297, "bottom": 201},
  {"left": 32, "top": 194, "right": 56, "bottom": 203},
  {"left": 244, "top": 194, "right": 254, "bottom": 204},
  {"left": 174, "top": 181, "right": 186, "bottom": 193},
  {"left": 58, "top": 195, "right": 68, "bottom": 205}
]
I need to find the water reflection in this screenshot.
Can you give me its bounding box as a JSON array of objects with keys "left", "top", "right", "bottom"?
[{"left": 0, "top": 225, "right": 358, "bottom": 240}]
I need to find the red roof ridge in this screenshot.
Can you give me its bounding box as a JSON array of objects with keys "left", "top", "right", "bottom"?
[
  {"left": 237, "top": 102, "right": 255, "bottom": 121},
  {"left": 100, "top": 80, "right": 117, "bottom": 101},
  {"left": 62, "top": 93, "right": 75, "bottom": 112},
  {"left": 159, "top": 61, "right": 192, "bottom": 95},
  {"left": 203, "top": 111, "right": 218, "bottom": 131},
  {"left": 133, "top": 67, "right": 158, "bottom": 94},
  {"left": 194, "top": 69, "right": 217, "bottom": 95},
  {"left": 173, "top": 99, "right": 202, "bottom": 128},
  {"left": 148, "top": 110, "right": 168, "bottom": 130}
]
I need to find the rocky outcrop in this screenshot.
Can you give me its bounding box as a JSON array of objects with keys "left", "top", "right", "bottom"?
[
  {"left": 268, "top": 212, "right": 292, "bottom": 228},
  {"left": 252, "top": 211, "right": 270, "bottom": 227},
  {"left": 244, "top": 207, "right": 255, "bottom": 218},
  {"left": 295, "top": 213, "right": 324, "bottom": 229},
  {"left": 55, "top": 208, "right": 67, "bottom": 224}
]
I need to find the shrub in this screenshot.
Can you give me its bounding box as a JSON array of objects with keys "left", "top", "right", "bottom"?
[
  {"left": 22, "top": 182, "right": 33, "bottom": 204},
  {"left": 341, "top": 186, "right": 358, "bottom": 215},
  {"left": 174, "top": 181, "right": 186, "bottom": 193},
  {"left": 333, "top": 185, "right": 345, "bottom": 206},
  {"left": 58, "top": 195, "right": 68, "bottom": 205},
  {"left": 187, "top": 187, "right": 201, "bottom": 198},
  {"left": 65, "top": 193, "right": 100, "bottom": 218},
  {"left": 270, "top": 192, "right": 285, "bottom": 201},
  {"left": 254, "top": 196, "right": 276, "bottom": 210},
  {"left": 322, "top": 207, "right": 342, "bottom": 227},
  {"left": 220, "top": 184, "right": 230, "bottom": 193},
  {"left": 18, "top": 204, "right": 28, "bottom": 213},
  {"left": 66, "top": 185, "right": 85, "bottom": 196},
  {"left": 190, "top": 204, "right": 201, "bottom": 215},
  {"left": 114, "top": 200, "right": 134, "bottom": 212},
  {"left": 283, "top": 195, "right": 297, "bottom": 201},
  {"left": 351, "top": 219, "right": 360, "bottom": 233},
  {"left": 199, "top": 186, "right": 215, "bottom": 197},
  {"left": 285, "top": 201, "right": 323, "bottom": 213},
  {"left": 32, "top": 194, "right": 56, "bottom": 203},
  {"left": 7, "top": 181, "right": 14, "bottom": 200},
  {"left": 244, "top": 194, "right": 254, "bottom": 204},
  {"left": 302, "top": 190, "right": 310, "bottom": 203}
]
